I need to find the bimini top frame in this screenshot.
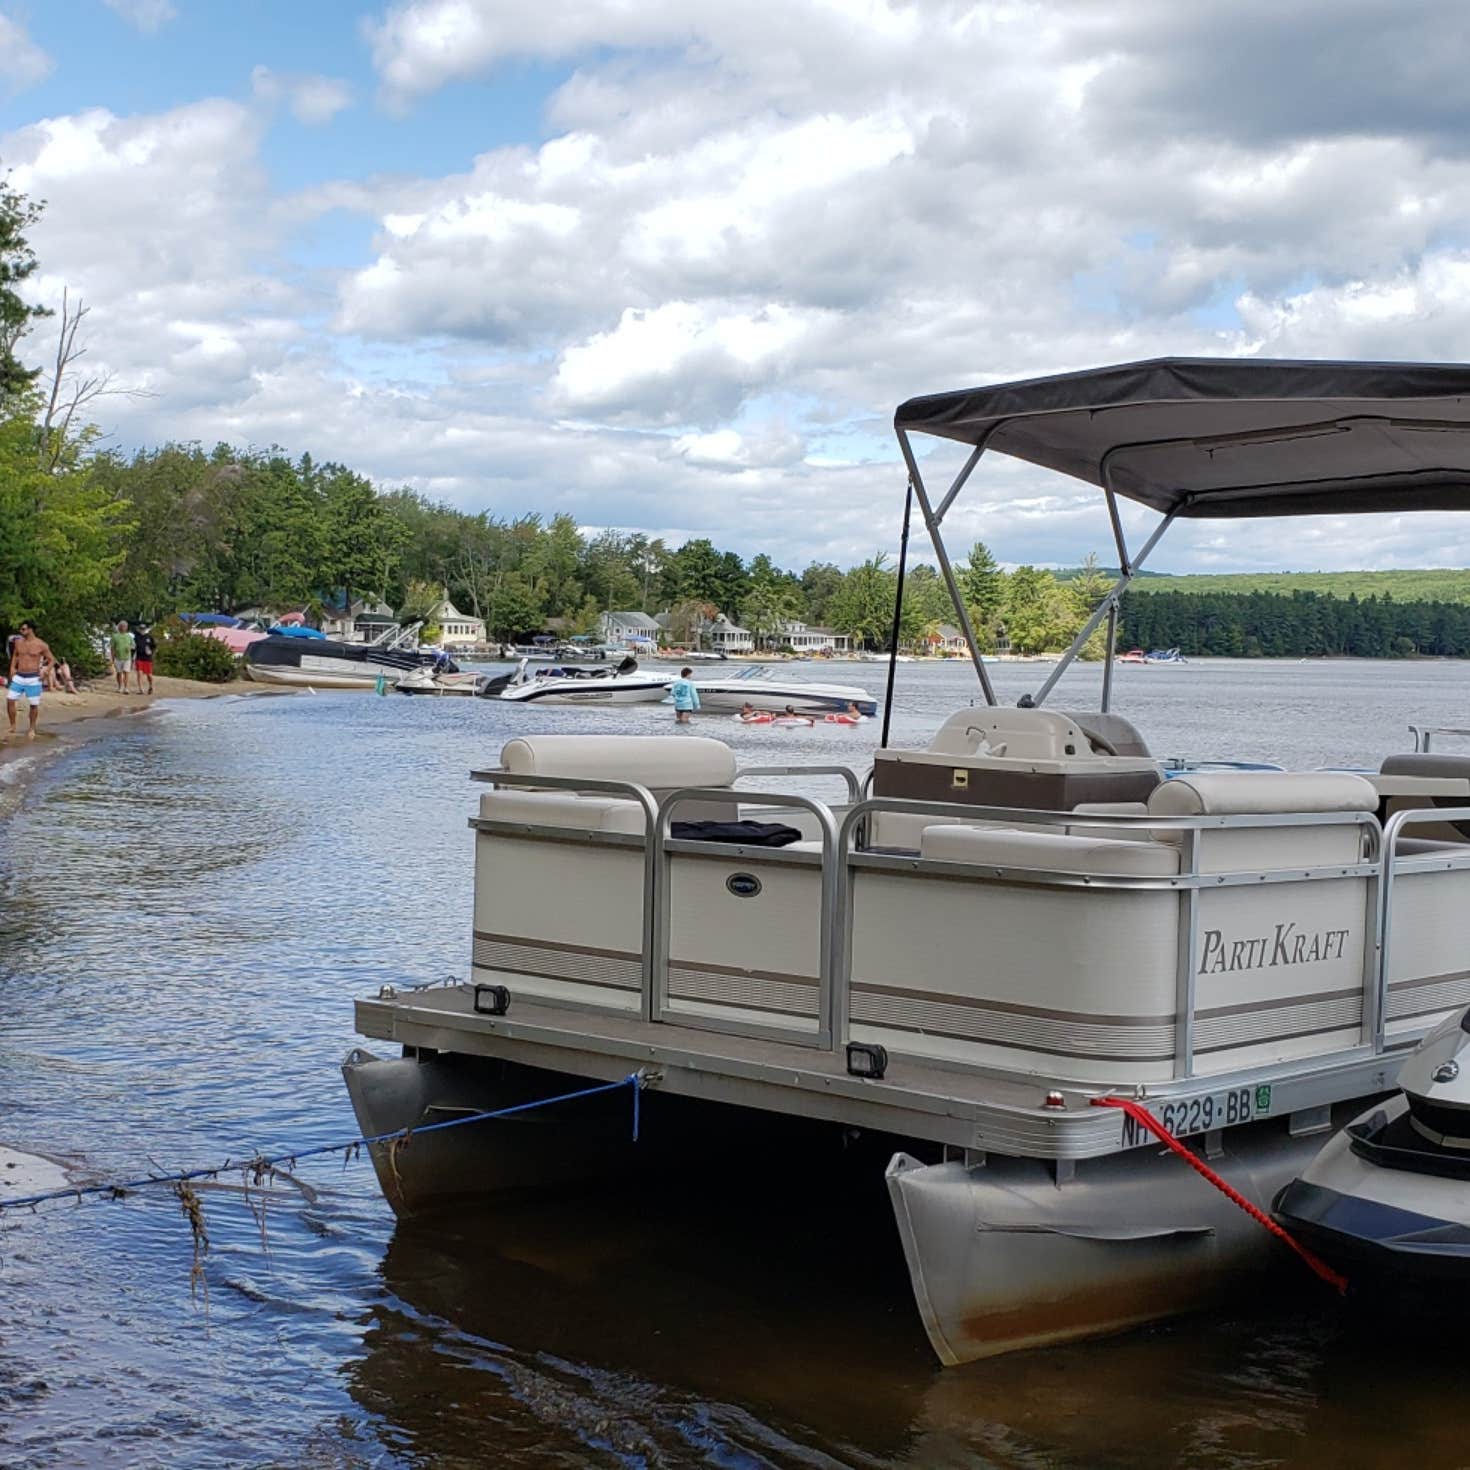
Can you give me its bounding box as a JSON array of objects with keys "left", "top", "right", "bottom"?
[{"left": 891, "top": 356, "right": 1470, "bottom": 718}]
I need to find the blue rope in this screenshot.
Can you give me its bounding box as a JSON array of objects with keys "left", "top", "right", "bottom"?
[{"left": 0, "top": 1071, "right": 644, "bottom": 1213}]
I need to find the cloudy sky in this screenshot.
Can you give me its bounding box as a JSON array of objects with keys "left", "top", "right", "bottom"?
[{"left": 3, "top": 0, "right": 1470, "bottom": 574}]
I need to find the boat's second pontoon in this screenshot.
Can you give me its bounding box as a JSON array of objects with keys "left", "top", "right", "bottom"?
[{"left": 345, "top": 358, "right": 1470, "bottom": 1363}]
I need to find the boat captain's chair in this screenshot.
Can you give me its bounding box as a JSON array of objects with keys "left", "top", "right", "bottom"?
[
  {"left": 471, "top": 735, "right": 738, "bottom": 1016},
  {"left": 849, "top": 770, "right": 1380, "bottom": 1083}
]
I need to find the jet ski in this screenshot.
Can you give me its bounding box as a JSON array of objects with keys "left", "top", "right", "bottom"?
[{"left": 1274, "top": 1006, "right": 1470, "bottom": 1284}]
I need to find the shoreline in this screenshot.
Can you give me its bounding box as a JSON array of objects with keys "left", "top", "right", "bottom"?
[{"left": 0, "top": 674, "right": 282, "bottom": 813}]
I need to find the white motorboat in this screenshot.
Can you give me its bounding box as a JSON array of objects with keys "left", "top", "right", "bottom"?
[
  {"left": 689, "top": 665, "right": 878, "bottom": 715},
  {"left": 244, "top": 634, "right": 422, "bottom": 690},
  {"left": 493, "top": 656, "right": 672, "bottom": 705},
  {"left": 396, "top": 667, "right": 489, "bottom": 696},
  {"left": 343, "top": 357, "right": 1470, "bottom": 1365}
]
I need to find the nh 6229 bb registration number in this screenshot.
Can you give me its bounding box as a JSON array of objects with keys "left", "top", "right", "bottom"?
[{"left": 1118, "top": 1085, "right": 1271, "bottom": 1148}]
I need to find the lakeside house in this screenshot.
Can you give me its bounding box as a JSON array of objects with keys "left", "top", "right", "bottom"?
[
  {"left": 599, "top": 610, "right": 661, "bottom": 649},
  {"left": 321, "top": 596, "right": 397, "bottom": 644},
  {"left": 765, "top": 620, "right": 851, "bottom": 654},
  {"left": 704, "top": 612, "right": 754, "bottom": 654},
  {"left": 927, "top": 623, "right": 970, "bottom": 654},
  {"left": 432, "top": 594, "right": 486, "bottom": 649}
]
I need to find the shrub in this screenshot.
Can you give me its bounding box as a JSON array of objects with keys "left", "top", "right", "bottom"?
[{"left": 154, "top": 626, "right": 240, "bottom": 683}]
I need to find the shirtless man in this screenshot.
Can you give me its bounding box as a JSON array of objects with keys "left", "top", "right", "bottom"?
[{"left": 7, "top": 621, "right": 53, "bottom": 740}]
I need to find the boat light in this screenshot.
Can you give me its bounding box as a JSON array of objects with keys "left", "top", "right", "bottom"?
[
  {"left": 473, "top": 983, "right": 511, "bottom": 1017},
  {"left": 846, "top": 1041, "right": 888, "bottom": 1080},
  {"left": 1042, "top": 1091, "right": 1066, "bottom": 1109}
]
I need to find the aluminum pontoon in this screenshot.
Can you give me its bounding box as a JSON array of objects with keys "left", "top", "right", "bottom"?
[{"left": 345, "top": 358, "right": 1470, "bottom": 1363}]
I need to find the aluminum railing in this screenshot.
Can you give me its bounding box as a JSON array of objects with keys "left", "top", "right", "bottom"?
[
  {"left": 1409, "top": 725, "right": 1470, "bottom": 753},
  {"left": 471, "top": 768, "right": 1470, "bottom": 1077},
  {"left": 1377, "top": 803, "right": 1470, "bottom": 1051}
]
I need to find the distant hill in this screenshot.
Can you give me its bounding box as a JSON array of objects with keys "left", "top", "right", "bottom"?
[{"left": 1126, "top": 569, "right": 1470, "bottom": 603}]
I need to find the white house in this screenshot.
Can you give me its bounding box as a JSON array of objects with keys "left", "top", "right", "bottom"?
[
  {"left": 766, "top": 620, "right": 851, "bottom": 654},
  {"left": 705, "top": 612, "right": 754, "bottom": 653},
  {"left": 599, "top": 610, "right": 660, "bottom": 648},
  {"left": 433, "top": 594, "right": 486, "bottom": 648}
]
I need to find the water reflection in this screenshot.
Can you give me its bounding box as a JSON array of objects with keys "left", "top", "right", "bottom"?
[{"left": 4, "top": 663, "right": 1470, "bottom": 1466}]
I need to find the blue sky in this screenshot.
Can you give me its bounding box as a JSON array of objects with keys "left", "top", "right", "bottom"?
[{"left": 4, "top": 1, "right": 1470, "bottom": 574}]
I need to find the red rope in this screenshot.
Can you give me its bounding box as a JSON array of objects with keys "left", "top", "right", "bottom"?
[{"left": 1091, "top": 1096, "right": 1348, "bottom": 1295}]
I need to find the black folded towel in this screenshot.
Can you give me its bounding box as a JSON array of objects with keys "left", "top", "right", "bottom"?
[{"left": 670, "top": 819, "right": 804, "bottom": 847}]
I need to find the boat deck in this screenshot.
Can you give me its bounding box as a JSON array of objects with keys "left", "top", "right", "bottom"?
[{"left": 356, "top": 984, "right": 1403, "bottom": 1161}]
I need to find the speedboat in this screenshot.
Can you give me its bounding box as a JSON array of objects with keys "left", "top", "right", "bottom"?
[
  {"left": 343, "top": 357, "right": 1470, "bottom": 1366},
  {"left": 494, "top": 656, "right": 672, "bottom": 705},
  {"left": 1117, "top": 648, "right": 1147, "bottom": 664},
  {"left": 690, "top": 665, "right": 878, "bottom": 715},
  {"left": 1145, "top": 647, "right": 1188, "bottom": 664},
  {"left": 1274, "top": 1006, "right": 1470, "bottom": 1286},
  {"left": 243, "top": 634, "right": 423, "bottom": 690}
]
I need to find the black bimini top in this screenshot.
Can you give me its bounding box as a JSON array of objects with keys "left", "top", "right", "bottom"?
[{"left": 895, "top": 357, "right": 1470, "bottom": 518}]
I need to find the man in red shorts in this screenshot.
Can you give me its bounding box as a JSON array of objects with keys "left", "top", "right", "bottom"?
[{"left": 133, "top": 622, "right": 156, "bottom": 695}]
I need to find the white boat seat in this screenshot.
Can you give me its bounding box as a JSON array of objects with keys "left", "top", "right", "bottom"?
[
  {"left": 1146, "top": 771, "right": 1377, "bottom": 872},
  {"left": 920, "top": 825, "right": 1181, "bottom": 876},
  {"left": 1147, "top": 771, "right": 1377, "bottom": 816},
  {"left": 500, "top": 734, "right": 737, "bottom": 791},
  {"left": 478, "top": 790, "right": 648, "bottom": 834}
]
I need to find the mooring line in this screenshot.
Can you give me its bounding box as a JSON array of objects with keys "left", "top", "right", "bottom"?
[{"left": 0, "top": 1071, "right": 645, "bottom": 1214}]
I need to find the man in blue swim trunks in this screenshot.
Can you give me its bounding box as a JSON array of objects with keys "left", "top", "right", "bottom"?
[{"left": 7, "top": 620, "right": 53, "bottom": 740}]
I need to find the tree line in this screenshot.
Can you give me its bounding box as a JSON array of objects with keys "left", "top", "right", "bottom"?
[{"left": 1121, "top": 587, "right": 1470, "bottom": 658}]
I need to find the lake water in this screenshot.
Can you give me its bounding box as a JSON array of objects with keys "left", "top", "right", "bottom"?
[{"left": 3, "top": 658, "right": 1469, "bottom": 1469}]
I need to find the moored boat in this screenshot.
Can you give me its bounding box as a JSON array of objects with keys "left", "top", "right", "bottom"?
[
  {"left": 343, "top": 357, "right": 1470, "bottom": 1364},
  {"left": 494, "top": 656, "right": 672, "bottom": 705},
  {"left": 244, "top": 633, "right": 424, "bottom": 689},
  {"left": 690, "top": 665, "right": 878, "bottom": 715}
]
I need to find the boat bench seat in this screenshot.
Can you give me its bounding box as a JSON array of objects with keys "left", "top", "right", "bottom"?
[
  {"left": 496, "top": 733, "right": 740, "bottom": 823},
  {"left": 477, "top": 790, "right": 648, "bottom": 834},
  {"left": 920, "top": 825, "right": 1181, "bottom": 876}
]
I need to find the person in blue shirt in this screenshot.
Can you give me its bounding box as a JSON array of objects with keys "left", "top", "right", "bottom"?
[{"left": 670, "top": 667, "right": 700, "bottom": 723}]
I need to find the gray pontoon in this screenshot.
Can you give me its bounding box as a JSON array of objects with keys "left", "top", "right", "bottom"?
[{"left": 345, "top": 358, "right": 1470, "bottom": 1362}]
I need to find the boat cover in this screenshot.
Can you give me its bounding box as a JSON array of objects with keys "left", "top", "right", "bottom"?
[{"left": 895, "top": 358, "right": 1470, "bottom": 518}]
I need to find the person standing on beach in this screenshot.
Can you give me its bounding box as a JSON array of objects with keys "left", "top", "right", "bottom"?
[
  {"left": 7, "top": 621, "right": 53, "bottom": 740},
  {"left": 670, "top": 667, "right": 700, "bottom": 724},
  {"left": 110, "top": 620, "right": 133, "bottom": 693},
  {"left": 133, "top": 623, "right": 156, "bottom": 695}
]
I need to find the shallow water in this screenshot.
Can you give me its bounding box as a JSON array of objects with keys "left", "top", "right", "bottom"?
[{"left": 2, "top": 659, "right": 1468, "bottom": 1468}]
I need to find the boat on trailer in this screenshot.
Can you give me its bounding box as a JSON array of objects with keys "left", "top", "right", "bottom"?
[{"left": 344, "top": 358, "right": 1470, "bottom": 1363}]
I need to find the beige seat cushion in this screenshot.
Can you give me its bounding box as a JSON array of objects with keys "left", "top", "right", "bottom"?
[
  {"left": 499, "top": 734, "right": 737, "bottom": 791},
  {"left": 920, "top": 825, "right": 1181, "bottom": 876},
  {"left": 478, "top": 790, "right": 647, "bottom": 834},
  {"left": 1147, "top": 771, "right": 1378, "bottom": 817}
]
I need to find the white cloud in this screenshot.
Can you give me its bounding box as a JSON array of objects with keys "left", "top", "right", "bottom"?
[
  {"left": 13, "top": 3, "right": 1470, "bottom": 573},
  {"left": 250, "top": 67, "right": 352, "bottom": 126},
  {"left": 102, "top": 0, "right": 177, "bottom": 33},
  {"left": 0, "top": 15, "right": 53, "bottom": 92}
]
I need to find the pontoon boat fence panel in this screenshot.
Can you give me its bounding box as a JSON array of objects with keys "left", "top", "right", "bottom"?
[
  {"left": 653, "top": 787, "right": 841, "bottom": 1049},
  {"left": 1409, "top": 726, "right": 1470, "bottom": 752},
  {"left": 836, "top": 796, "right": 1384, "bottom": 1081},
  {"left": 469, "top": 768, "right": 661, "bottom": 1020},
  {"left": 1378, "top": 804, "right": 1470, "bottom": 1053}
]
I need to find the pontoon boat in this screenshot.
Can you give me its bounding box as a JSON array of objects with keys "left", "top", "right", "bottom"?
[{"left": 345, "top": 358, "right": 1470, "bottom": 1362}]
